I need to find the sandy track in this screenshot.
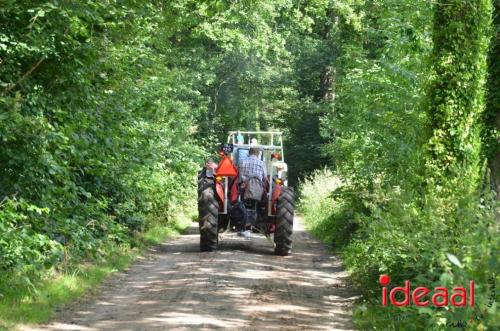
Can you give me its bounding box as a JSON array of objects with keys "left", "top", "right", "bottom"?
[{"left": 25, "top": 217, "right": 357, "bottom": 331}]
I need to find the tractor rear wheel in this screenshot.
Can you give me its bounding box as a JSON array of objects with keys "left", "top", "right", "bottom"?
[
  {"left": 198, "top": 177, "right": 219, "bottom": 252},
  {"left": 274, "top": 187, "right": 294, "bottom": 256}
]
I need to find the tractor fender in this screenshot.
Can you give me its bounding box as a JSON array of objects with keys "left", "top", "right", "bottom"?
[
  {"left": 271, "top": 184, "right": 282, "bottom": 214},
  {"left": 230, "top": 178, "right": 239, "bottom": 203},
  {"left": 215, "top": 181, "right": 225, "bottom": 211}
]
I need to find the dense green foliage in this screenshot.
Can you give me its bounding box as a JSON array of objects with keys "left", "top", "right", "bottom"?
[
  {"left": 1, "top": 2, "right": 205, "bottom": 278},
  {"left": 1, "top": 0, "right": 498, "bottom": 329},
  {"left": 426, "top": 0, "right": 492, "bottom": 184},
  {"left": 0, "top": 0, "right": 337, "bottom": 273},
  {"left": 485, "top": 0, "right": 500, "bottom": 194},
  {"left": 0, "top": 0, "right": 342, "bottom": 301},
  {"left": 301, "top": 0, "right": 499, "bottom": 330}
]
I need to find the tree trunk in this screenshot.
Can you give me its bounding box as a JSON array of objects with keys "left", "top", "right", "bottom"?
[
  {"left": 425, "top": 0, "right": 493, "bottom": 188},
  {"left": 486, "top": 0, "right": 500, "bottom": 197},
  {"left": 320, "top": 65, "right": 336, "bottom": 102}
]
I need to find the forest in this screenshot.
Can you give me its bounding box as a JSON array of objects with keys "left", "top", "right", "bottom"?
[{"left": 1, "top": 0, "right": 498, "bottom": 330}]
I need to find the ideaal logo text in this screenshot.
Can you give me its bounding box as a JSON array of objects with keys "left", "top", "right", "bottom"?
[{"left": 379, "top": 274, "right": 474, "bottom": 307}]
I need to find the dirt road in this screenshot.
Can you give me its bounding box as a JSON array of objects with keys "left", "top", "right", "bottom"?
[{"left": 26, "top": 217, "right": 357, "bottom": 330}]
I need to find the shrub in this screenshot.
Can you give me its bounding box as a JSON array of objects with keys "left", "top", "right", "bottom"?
[{"left": 300, "top": 168, "right": 499, "bottom": 330}]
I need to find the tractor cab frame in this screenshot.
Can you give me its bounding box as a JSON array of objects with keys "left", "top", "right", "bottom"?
[{"left": 224, "top": 131, "right": 288, "bottom": 217}]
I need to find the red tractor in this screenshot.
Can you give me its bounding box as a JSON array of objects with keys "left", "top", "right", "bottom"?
[{"left": 197, "top": 131, "right": 295, "bottom": 255}]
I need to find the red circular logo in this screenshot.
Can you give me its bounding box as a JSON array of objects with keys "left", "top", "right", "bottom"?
[{"left": 379, "top": 274, "right": 391, "bottom": 286}]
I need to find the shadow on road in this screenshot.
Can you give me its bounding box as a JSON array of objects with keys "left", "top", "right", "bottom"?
[{"left": 25, "top": 219, "right": 358, "bottom": 331}]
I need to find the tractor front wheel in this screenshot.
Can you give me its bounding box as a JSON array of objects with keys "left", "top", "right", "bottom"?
[
  {"left": 198, "top": 177, "right": 219, "bottom": 252},
  {"left": 274, "top": 187, "right": 294, "bottom": 256}
]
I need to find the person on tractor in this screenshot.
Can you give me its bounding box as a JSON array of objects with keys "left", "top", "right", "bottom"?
[
  {"left": 238, "top": 147, "right": 266, "bottom": 184},
  {"left": 237, "top": 147, "right": 267, "bottom": 238}
]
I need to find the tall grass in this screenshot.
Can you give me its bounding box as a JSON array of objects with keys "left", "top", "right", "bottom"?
[{"left": 299, "top": 168, "right": 342, "bottom": 242}]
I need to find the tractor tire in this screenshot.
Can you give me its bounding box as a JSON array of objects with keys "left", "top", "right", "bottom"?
[
  {"left": 198, "top": 177, "right": 219, "bottom": 252},
  {"left": 197, "top": 169, "right": 207, "bottom": 193},
  {"left": 274, "top": 187, "right": 295, "bottom": 256}
]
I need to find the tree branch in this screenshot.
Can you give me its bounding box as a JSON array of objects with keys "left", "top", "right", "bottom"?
[{"left": 3, "top": 57, "right": 45, "bottom": 95}]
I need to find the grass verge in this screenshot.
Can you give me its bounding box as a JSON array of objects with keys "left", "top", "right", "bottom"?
[{"left": 0, "top": 213, "right": 193, "bottom": 331}]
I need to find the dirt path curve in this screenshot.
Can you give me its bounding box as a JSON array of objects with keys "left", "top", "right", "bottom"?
[{"left": 25, "top": 217, "right": 358, "bottom": 331}]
